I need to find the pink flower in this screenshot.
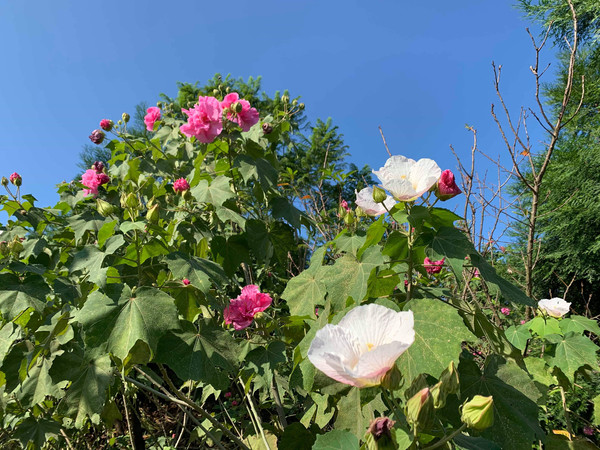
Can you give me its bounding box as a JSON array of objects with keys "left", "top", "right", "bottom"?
[
  {"left": 89, "top": 129, "right": 105, "bottom": 144},
  {"left": 99, "top": 119, "right": 113, "bottom": 131},
  {"left": 583, "top": 426, "right": 594, "bottom": 436},
  {"left": 223, "top": 285, "right": 272, "bottom": 330},
  {"left": 424, "top": 257, "right": 445, "bottom": 274},
  {"left": 340, "top": 199, "right": 350, "bottom": 212},
  {"left": 144, "top": 106, "right": 161, "bottom": 132},
  {"left": 180, "top": 96, "right": 223, "bottom": 143},
  {"left": 520, "top": 320, "right": 526, "bottom": 325},
  {"left": 9, "top": 172, "right": 22, "bottom": 187},
  {"left": 173, "top": 178, "right": 190, "bottom": 193},
  {"left": 435, "top": 170, "right": 462, "bottom": 201},
  {"left": 81, "top": 169, "right": 110, "bottom": 196},
  {"left": 221, "top": 93, "right": 260, "bottom": 132},
  {"left": 224, "top": 392, "right": 232, "bottom": 398},
  {"left": 501, "top": 307, "right": 511, "bottom": 316},
  {"left": 473, "top": 269, "right": 480, "bottom": 278},
  {"left": 231, "top": 400, "right": 239, "bottom": 406},
  {"left": 182, "top": 278, "right": 190, "bottom": 286}
]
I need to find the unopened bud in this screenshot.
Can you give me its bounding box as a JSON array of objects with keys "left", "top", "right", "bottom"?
[
  {"left": 372, "top": 186, "right": 387, "bottom": 203},
  {"left": 344, "top": 211, "right": 354, "bottom": 225},
  {"left": 100, "top": 119, "right": 114, "bottom": 132},
  {"left": 262, "top": 123, "right": 273, "bottom": 134},
  {"left": 125, "top": 193, "right": 139, "bottom": 209},
  {"left": 233, "top": 102, "right": 243, "bottom": 113},
  {"left": 8, "top": 237, "right": 24, "bottom": 256},
  {"left": 122, "top": 113, "right": 130, "bottom": 123},
  {"left": 380, "top": 365, "right": 402, "bottom": 390},
  {"left": 0, "top": 241, "right": 9, "bottom": 257},
  {"left": 146, "top": 204, "right": 160, "bottom": 224},
  {"left": 461, "top": 395, "right": 494, "bottom": 430},
  {"left": 157, "top": 101, "right": 163, "bottom": 108},
  {"left": 430, "top": 381, "right": 446, "bottom": 409},
  {"left": 1, "top": 177, "right": 8, "bottom": 187},
  {"left": 440, "top": 361, "right": 460, "bottom": 395},
  {"left": 96, "top": 199, "right": 116, "bottom": 217},
  {"left": 89, "top": 130, "right": 105, "bottom": 145},
  {"left": 213, "top": 89, "right": 219, "bottom": 96},
  {"left": 405, "top": 387, "right": 434, "bottom": 431},
  {"left": 292, "top": 99, "right": 298, "bottom": 106},
  {"left": 364, "top": 417, "right": 396, "bottom": 450},
  {"left": 281, "top": 95, "right": 289, "bottom": 103},
  {"left": 298, "top": 103, "right": 305, "bottom": 110},
  {"left": 10, "top": 173, "right": 22, "bottom": 187},
  {"left": 120, "top": 192, "right": 128, "bottom": 209},
  {"left": 225, "top": 86, "right": 231, "bottom": 93},
  {"left": 92, "top": 161, "right": 105, "bottom": 173}
]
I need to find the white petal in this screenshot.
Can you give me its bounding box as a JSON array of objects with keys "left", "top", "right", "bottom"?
[
  {"left": 373, "top": 155, "right": 415, "bottom": 184},
  {"left": 538, "top": 298, "right": 571, "bottom": 317},
  {"left": 350, "top": 341, "right": 413, "bottom": 387},
  {"left": 355, "top": 187, "right": 392, "bottom": 216},
  {"left": 410, "top": 158, "right": 442, "bottom": 196},
  {"left": 308, "top": 324, "right": 362, "bottom": 386},
  {"left": 382, "top": 178, "right": 419, "bottom": 201},
  {"left": 338, "top": 304, "right": 415, "bottom": 351}
]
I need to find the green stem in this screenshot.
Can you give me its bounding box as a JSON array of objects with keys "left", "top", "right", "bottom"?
[
  {"left": 405, "top": 203, "right": 414, "bottom": 302},
  {"left": 238, "top": 376, "right": 271, "bottom": 450},
  {"left": 560, "top": 385, "right": 574, "bottom": 440},
  {"left": 422, "top": 423, "right": 467, "bottom": 449}
]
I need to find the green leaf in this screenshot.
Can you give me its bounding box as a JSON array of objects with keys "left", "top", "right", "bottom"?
[
  {"left": 191, "top": 176, "right": 235, "bottom": 206},
  {"left": 271, "top": 197, "right": 303, "bottom": 229},
  {"left": 17, "top": 352, "right": 66, "bottom": 406},
  {"left": 13, "top": 416, "right": 61, "bottom": 449},
  {"left": 357, "top": 215, "right": 387, "bottom": 259},
  {"left": 279, "top": 422, "right": 315, "bottom": 450},
  {"left": 155, "top": 319, "right": 238, "bottom": 389},
  {"left": 245, "top": 341, "right": 287, "bottom": 387},
  {"left": 382, "top": 231, "right": 409, "bottom": 261},
  {"left": 398, "top": 298, "right": 476, "bottom": 384},
  {"left": 68, "top": 211, "right": 109, "bottom": 243},
  {"left": 550, "top": 332, "right": 599, "bottom": 381},
  {"left": 593, "top": 394, "right": 600, "bottom": 426},
  {"left": 234, "top": 154, "right": 278, "bottom": 190},
  {"left": 334, "top": 388, "right": 385, "bottom": 439},
  {"left": 312, "top": 429, "right": 359, "bottom": 450},
  {"left": 166, "top": 252, "right": 228, "bottom": 293},
  {"left": 282, "top": 269, "right": 327, "bottom": 317},
  {"left": 0, "top": 273, "right": 49, "bottom": 320},
  {"left": 559, "top": 315, "right": 600, "bottom": 336},
  {"left": 528, "top": 316, "right": 562, "bottom": 338},
  {"left": 454, "top": 434, "right": 502, "bottom": 450},
  {"left": 211, "top": 235, "right": 250, "bottom": 276},
  {"left": 76, "top": 284, "right": 180, "bottom": 362},
  {"left": 0, "top": 322, "right": 21, "bottom": 362},
  {"left": 69, "top": 236, "right": 124, "bottom": 287},
  {"left": 460, "top": 356, "right": 544, "bottom": 450},
  {"left": 319, "top": 246, "right": 385, "bottom": 312},
  {"left": 505, "top": 325, "right": 531, "bottom": 351},
  {"left": 97, "top": 220, "right": 117, "bottom": 248},
  {"left": 427, "top": 208, "right": 463, "bottom": 229},
  {"left": 245, "top": 220, "right": 271, "bottom": 262},
  {"left": 50, "top": 349, "right": 113, "bottom": 428},
  {"left": 335, "top": 231, "right": 366, "bottom": 256}
]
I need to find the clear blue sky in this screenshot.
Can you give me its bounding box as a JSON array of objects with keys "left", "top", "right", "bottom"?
[{"left": 0, "top": 0, "right": 551, "bottom": 223}]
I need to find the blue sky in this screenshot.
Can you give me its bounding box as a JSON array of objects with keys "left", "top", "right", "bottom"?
[{"left": 0, "top": 1, "right": 551, "bottom": 224}]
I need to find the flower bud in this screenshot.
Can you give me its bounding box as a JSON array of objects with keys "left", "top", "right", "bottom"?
[
  {"left": 405, "top": 387, "right": 434, "bottom": 431},
  {"left": 262, "top": 123, "right": 273, "bottom": 134},
  {"left": 343, "top": 211, "right": 354, "bottom": 225},
  {"left": 92, "top": 161, "right": 105, "bottom": 173},
  {"left": 430, "top": 381, "right": 446, "bottom": 409},
  {"left": 372, "top": 186, "right": 387, "bottom": 204},
  {"left": 0, "top": 241, "right": 9, "bottom": 257},
  {"left": 213, "top": 89, "right": 220, "bottom": 96},
  {"left": 1, "top": 177, "right": 8, "bottom": 187},
  {"left": 298, "top": 103, "right": 305, "bottom": 110},
  {"left": 435, "top": 170, "right": 462, "bottom": 201},
  {"left": 380, "top": 365, "right": 402, "bottom": 391},
  {"left": 125, "top": 193, "right": 139, "bottom": 209},
  {"left": 292, "top": 99, "right": 298, "bottom": 106},
  {"left": 122, "top": 113, "right": 130, "bottom": 123},
  {"left": 9, "top": 172, "right": 22, "bottom": 187},
  {"left": 281, "top": 95, "right": 289, "bottom": 103},
  {"left": 96, "top": 199, "right": 116, "bottom": 217},
  {"left": 8, "top": 237, "right": 24, "bottom": 256},
  {"left": 120, "top": 192, "right": 128, "bottom": 209},
  {"left": 89, "top": 129, "right": 105, "bottom": 145},
  {"left": 100, "top": 119, "right": 114, "bottom": 131},
  {"left": 461, "top": 395, "right": 494, "bottom": 430},
  {"left": 146, "top": 203, "right": 160, "bottom": 223},
  {"left": 364, "top": 417, "right": 396, "bottom": 450},
  {"left": 232, "top": 102, "right": 243, "bottom": 113},
  {"left": 439, "top": 360, "right": 460, "bottom": 395}
]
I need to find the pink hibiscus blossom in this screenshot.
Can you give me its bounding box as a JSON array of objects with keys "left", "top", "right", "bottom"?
[
  {"left": 221, "top": 92, "right": 260, "bottom": 132},
  {"left": 435, "top": 169, "right": 462, "bottom": 201},
  {"left": 340, "top": 199, "right": 350, "bottom": 212},
  {"left": 144, "top": 107, "right": 161, "bottom": 132},
  {"left": 424, "top": 257, "right": 445, "bottom": 274},
  {"left": 180, "top": 96, "right": 223, "bottom": 143},
  {"left": 173, "top": 178, "right": 190, "bottom": 193},
  {"left": 501, "top": 307, "right": 511, "bottom": 316},
  {"left": 224, "top": 285, "right": 272, "bottom": 330},
  {"left": 81, "top": 169, "right": 110, "bottom": 196}
]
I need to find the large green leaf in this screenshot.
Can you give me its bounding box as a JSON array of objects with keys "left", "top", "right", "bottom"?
[
  {"left": 460, "top": 356, "right": 544, "bottom": 450},
  {"left": 69, "top": 236, "right": 124, "bottom": 287},
  {"left": 559, "top": 315, "right": 600, "bottom": 336},
  {"left": 50, "top": 348, "right": 113, "bottom": 428},
  {"left": 312, "top": 430, "right": 359, "bottom": 450},
  {"left": 234, "top": 154, "right": 278, "bottom": 190},
  {"left": 271, "top": 197, "right": 303, "bottom": 229},
  {"left": 0, "top": 322, "right": 21, "bottom": 362},
  {"left": 76, "top": 284, "right": 180, "bottom": 362},
  {"left": 13, "top": 417, "right": 61, "bottom": 449},
  {"left": 17, "top": 352, "right": 66, "bottom": 406},
  {"left": 166, "top": 251, "right": 228, "bottom": 293},
  {"left": 550, "top": 332, "right": 599, "bottom": 381},
  {"left": 398, "top": 298, "right": 476, "bottom": 384},
  {"left": 528, "top": 316, "right": 562, "bottom": 337},
  {"left": 245, "top": 341, "right": 287, "bottom": 387},
  {"left": 191, "top": 176, "right": 235, "bottom": 206},
  {"left": 334, "top": 387, "right": 386, "bottom": 439},
  {"left": 318, "top": 246, "right": 385, "bottom": 313},
  {"left": 0, "top": 273, "right": 49, "bottom": 320},
  {"left": 68, "top": 211, "right": 109, "bottom": 243},
  {"left": 155, "top": 319, "right": 238, "bottom": 389},
  {"left": 505, "top": 324, "right": 531, "bottom": 351},
  {"left": 281, "top": 260, "right": 327, "bottom": 318},
  {"left": 278, "top": 422, "right": 315, "bottom": 450}
]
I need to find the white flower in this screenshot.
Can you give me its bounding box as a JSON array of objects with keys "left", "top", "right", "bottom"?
[
  {"left": 307, "top": 304, "right": 415, "bottom": 388},
  {"left": 373, "top": 155, "right": 441, "bottom": 201},
  {"left": 355, "top": 187, "right": 397, "bottom": 216},
  {"left": 538, "top": 298, "right": 571, "bottom": 318}
]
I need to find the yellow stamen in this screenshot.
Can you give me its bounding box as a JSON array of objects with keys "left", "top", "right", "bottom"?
[{"left": 367, "top": 343, "right": 375, "bottom": 351}]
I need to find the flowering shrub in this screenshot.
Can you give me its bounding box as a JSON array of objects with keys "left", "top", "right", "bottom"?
[{"left": 0, "top": 85, "right": 598, "bottom": 450}]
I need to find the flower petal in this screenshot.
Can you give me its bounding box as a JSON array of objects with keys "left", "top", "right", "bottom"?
[
  {"left": 373, "top": 155, "right": 415, "bottom": 184},
  {"left": 351, "top": 341, "right": 413, "bottom": 387},
  {"left": 355, "top": 187, "right": 394, "bottom": 216},
  {"left": 410, "top": 158, "right": 441, "bottom": 196},
  {"left": 382, "top": 178, "right": 419, "bottom": 201}
]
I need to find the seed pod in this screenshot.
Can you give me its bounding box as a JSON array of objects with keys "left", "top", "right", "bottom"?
[
  {"left": 372, "top": 186, "right": 387, "bottom": 203},
  {"left": 461, "top": 395, "right": 494, "bottom": 430}
]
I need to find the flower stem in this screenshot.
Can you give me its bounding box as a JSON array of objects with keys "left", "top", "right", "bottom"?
[{"left": 422, "top": 423, "right": 467, "bottom": 449}]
